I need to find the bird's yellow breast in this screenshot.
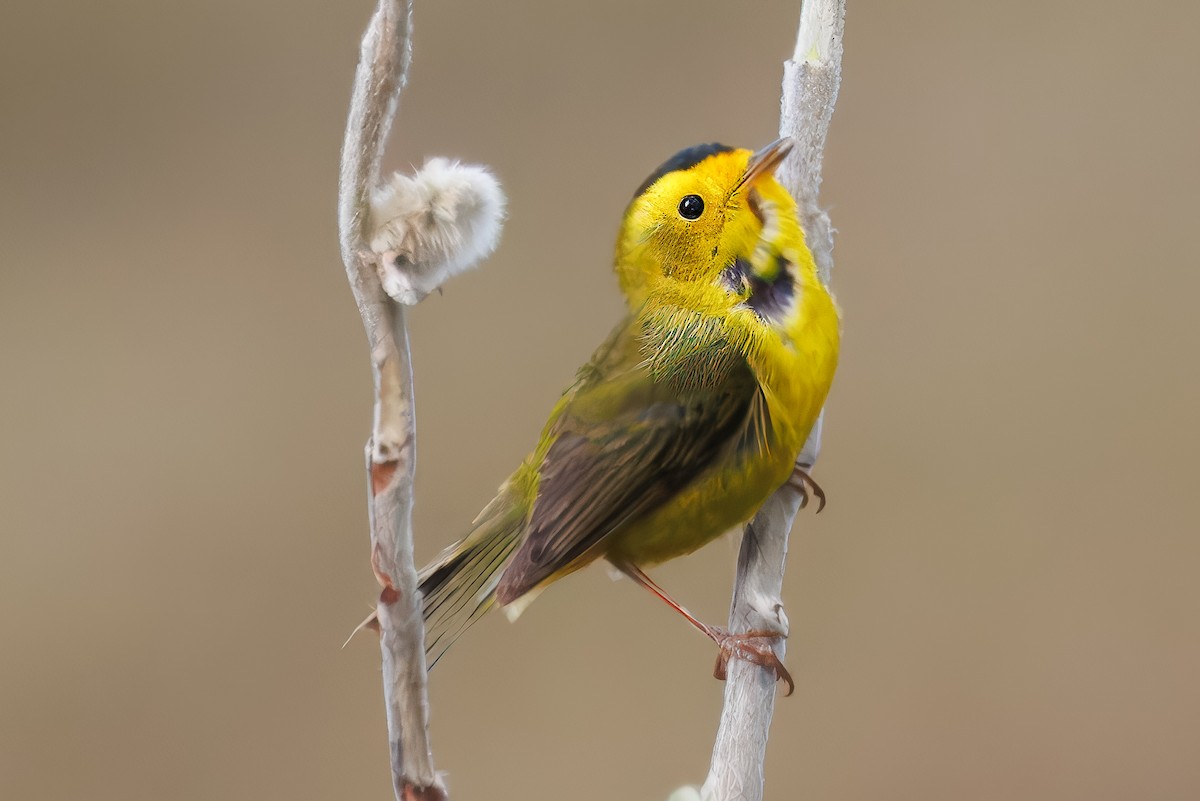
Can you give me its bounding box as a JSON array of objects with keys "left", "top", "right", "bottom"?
[{"left": 607, "top": 271, "right": 839, "bottom": 566}]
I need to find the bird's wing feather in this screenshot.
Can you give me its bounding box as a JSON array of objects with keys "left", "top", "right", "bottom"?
[{"left": 495, "top": 315, "right": 763, "bottom": 603}]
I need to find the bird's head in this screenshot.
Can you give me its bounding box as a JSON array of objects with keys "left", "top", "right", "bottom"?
[{"left": 614, "top": 138, "right": 802, "bottom": 306}]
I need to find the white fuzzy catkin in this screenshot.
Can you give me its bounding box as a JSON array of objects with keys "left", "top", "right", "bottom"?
[{"left": 369, "top": 157, "right": 506, "bottom": 304}]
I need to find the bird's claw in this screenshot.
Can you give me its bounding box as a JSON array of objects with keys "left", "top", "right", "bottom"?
[
  {"left": 788, "top": 465, "right": 826, "bottom": 513},
  {"left": 709, "top": 627, "right": 795, "bottom": 696}
]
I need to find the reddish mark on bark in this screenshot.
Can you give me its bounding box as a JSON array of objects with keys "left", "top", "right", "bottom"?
[
  {"left": 371, "top": 543, "right": 396, "bottom": 590},
  {"left": 371, "top": 458, "right": 399, "bottom": 496},
  {"left": 401, "top": 783, "right": 447, "bottom": 801},
  {"left": 370, "top": 545, "right": 401, "bottom": 604}
]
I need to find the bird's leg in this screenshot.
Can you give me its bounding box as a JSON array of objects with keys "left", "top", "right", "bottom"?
[
  {"left": 615, "top": 561, "right": 794, "bottom": 695},
  {"left": 787, "top": 464, "right": 826, "bottom": 512}
]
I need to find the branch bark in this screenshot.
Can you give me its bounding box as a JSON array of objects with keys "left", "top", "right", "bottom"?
[
  {"left": 700, "top": 2, "right": 846, "bottom": 799},
  {"left": 337, "top": 1, "right": 445, "bottom": 799}
]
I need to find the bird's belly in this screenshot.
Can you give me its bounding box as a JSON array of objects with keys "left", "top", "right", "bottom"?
[
  {"left": 605, "top": 448, "right": 795, "bottom": 566},
  {"left": 604, "top": 342, "right": 833, "bottom": 567}
]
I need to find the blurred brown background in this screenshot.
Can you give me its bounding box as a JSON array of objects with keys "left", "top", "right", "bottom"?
[{"left": 3, "top": 0, "right": 1198, "bottom": 799}]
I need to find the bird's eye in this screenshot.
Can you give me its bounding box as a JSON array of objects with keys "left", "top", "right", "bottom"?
[{"left": 678, "top": 194, "right": 704, "bottom": 220}]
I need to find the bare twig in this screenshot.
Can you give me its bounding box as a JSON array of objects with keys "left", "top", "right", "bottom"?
[
  {"left": 699, "top": 2, "right": 846, "bottom": 799},
  {"left": 337, "top": 1, "right": 443, "bottom": 798}
]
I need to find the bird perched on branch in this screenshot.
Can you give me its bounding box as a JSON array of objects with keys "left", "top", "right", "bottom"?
[{"left": 394, "top": 139, "right": 839, "bottom": 692}]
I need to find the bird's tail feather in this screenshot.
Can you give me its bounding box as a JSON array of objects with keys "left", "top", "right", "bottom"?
[
  {"left": 418, "top": 490, "right": 525, "bottom": 668},
  {"left": 347, "top": 489, "right": 524, "bottom": 669}
]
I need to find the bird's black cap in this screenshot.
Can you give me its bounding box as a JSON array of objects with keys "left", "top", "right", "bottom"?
[{"left": 633, "top": 143, "right": 734, "bottom": 199}]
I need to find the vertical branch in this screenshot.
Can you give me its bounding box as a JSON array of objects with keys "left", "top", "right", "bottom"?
[
  {"left": 337, "top": 1, "right": 446, "bottom": 799},
  {"left": 778, "top": 0, "right": 845, "bottom": 286},
  {"left": 700, "top": 2, "right": 845, "bottom": 800}
]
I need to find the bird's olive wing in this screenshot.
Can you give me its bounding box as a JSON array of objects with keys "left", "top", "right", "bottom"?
[{"left": 495, "top": 326, "right": 762, "bottom": 604}]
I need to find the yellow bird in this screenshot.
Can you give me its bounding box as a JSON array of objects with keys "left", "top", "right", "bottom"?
[{"left": 417, "top": 139, "right": 839, "bottom": 690}]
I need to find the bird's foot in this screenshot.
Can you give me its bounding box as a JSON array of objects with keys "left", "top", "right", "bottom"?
[
  {"left": 615, "top": 562, "right": 796, "bottom": 695},
  {"left": 708, "top": 627, "right": 794, "bottom": 696},
  {"left": 787, "top": 465, "right": 826, "bottom": 513}
]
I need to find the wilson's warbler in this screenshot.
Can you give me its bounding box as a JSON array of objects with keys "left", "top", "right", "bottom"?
[{"left": 418, "top": 139, "right": 839, "bottom": 690}]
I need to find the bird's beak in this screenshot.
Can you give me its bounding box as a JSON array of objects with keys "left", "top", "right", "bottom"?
[{"left": 737, "top": 137, "right": 794, "bottom": 191}]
